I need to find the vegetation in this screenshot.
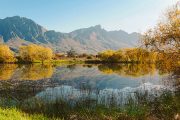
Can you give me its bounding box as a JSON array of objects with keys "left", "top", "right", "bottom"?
[
  {"left": 98, "top": 48, "right": 157, "bottom": 63},
  {"left": 67, "top": 48, "right": 77, "bottom": 57},
  {"left": 0, "top": 3, "right": 179, "bottom": 120},
  {"left": 0, "top": 44, "right": 16, "bottom": 63},
  {"left": 97, "top": 4, "right": 180, "bottom": 65},
  {"left": 0, "top": 108, "right": 50, "bottom": 120},
  {"left": 19, "top": 44, "right": 53, "bottom": 63},
  {"left": 142, "top": 4, "right": 180, "bottom": 62},
  {"left": 0, "top": 89, "right": 178, "bottom": 120}
]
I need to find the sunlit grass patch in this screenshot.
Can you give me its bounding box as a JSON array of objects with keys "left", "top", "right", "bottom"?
[{"left": 0, "top": 107, "right": 49, "bottom": 120}]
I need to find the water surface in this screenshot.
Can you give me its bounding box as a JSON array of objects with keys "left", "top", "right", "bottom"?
[{"left": 0, "top": 63, "right": 179, "bottom": 119}]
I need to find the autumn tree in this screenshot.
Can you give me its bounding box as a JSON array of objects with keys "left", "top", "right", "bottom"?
[
  {"left": 19, "top": 44, "right": 53, "bottom": 63},
  {"left": 19, "top": 44, "right": 36, "bottom": 62},
  {"left": 37, "top": 46, "right": 53, "bottom": 64},
  {"left": 111, "top": 50, "right": 124, "bottom": 62},
  {"left": 142, "top": 3, "right": 180, "bottom": 60},
  {"left": 98, "top": 48, "right": 155, "bottom": 63},
  {"left": 123, "top": 48, "right": 156, "bottom": 63},
  {"left": 0, "top": 44, "right": 16, "bottom": 63},
  {"left": 98, "top": 50, "right": 116, "bottom": 62}
]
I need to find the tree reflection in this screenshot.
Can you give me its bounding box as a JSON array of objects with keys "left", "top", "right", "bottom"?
[
  {"left": 156, "top": 59, "right": 179, "bottom": 75},
  {"left": 98, "top": 64, "right": 156, "bottom": 77},
  {"left": 98, "top": 62, "right": 179, "bottom": 79},
  {"left": 19, "top": 64, "right": 54, "bottom": 80},
  {"left": 0, "top": 64, "right": 17, "bottom": 80}
]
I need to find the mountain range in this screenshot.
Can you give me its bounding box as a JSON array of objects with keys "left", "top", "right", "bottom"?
[{"left": 0, "top": 16, "right": 141, "bottom": 54}]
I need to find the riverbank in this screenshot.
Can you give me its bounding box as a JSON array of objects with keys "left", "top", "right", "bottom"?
[{"left": 0, "top": 58, "right": 155, "bottom": 65}]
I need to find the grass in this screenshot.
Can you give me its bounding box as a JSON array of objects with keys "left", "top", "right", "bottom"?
[
  {"left": 51, "top": 59, "right": 85, "bottom": 65},
  {"left": 14, "top": 58, "right": 85, "bottom": 65},
  {"left": 0, "top": 107, "right": 52, "bottom": 120},
  {"left": 0, "top": 91, "right": 179, "bottom": 120}
]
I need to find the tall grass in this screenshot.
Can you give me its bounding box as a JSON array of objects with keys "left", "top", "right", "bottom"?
[{"left": 0, "top": 89, "right": 178, "bottom": 120}]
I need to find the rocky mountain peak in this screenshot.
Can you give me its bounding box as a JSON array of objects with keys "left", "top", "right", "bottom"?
[{"left": 0, "top": 16, "right": 141, "bottom": 54}]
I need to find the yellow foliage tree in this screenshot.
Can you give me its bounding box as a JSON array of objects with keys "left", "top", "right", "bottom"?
[
  {"left": 37, "top": 46, "right": 53, "bottom": 64},
  {"left": 142, "top": 4, "right": 180, "bottom": 60},
  {"left": 98, "top": 48, "right": 156, "bottom": 63},
  {"left": 0, "top": 44, "right": 16, "bottom": 63},
  {"left": 141, "top": 3, "right": 180, "bottom": 68},
  {"left": 19, "top": 44, "right": 53, "bottom": 63},
  {"left": 98, "top": 50, "right": 116, "bottom": 61}
]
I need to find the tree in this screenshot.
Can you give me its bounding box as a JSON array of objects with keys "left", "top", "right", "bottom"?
[
  {"left": 98, "top": 48, "right": 156, "bottom": 63},
  {"left": 0, "top": 44, "right": 15, "bottom": 63},
  {"left": 111, "top": 50, "right": 124, "bottom": 62},
  {"left": 142, "top": 4, "right": 180, "bottom": 55},
  {"left": 37, "top": 46, "right": 53, "bottom": 64},
  {"left": 19, "top": 44, "right": 53, "bottom": 63},
  {"left": 67, "top": 48, "right": 77, "bottom": 57},
  {"left": 19, "top": 45, "right": 36, "bottom": 62},
  {"left": 98, "top": 50, "right": 115, "bottom": 61}
]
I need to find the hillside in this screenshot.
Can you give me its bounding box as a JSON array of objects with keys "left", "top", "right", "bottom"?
[{"left": 0, "top": 16, "right": 141, "bottom": 54}]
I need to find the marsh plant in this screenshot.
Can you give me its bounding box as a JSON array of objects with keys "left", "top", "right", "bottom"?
[{"left": 0, "top": 83, "right": 179, "bottom": 120}]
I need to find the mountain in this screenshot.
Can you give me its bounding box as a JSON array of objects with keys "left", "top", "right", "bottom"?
[{"left": 0, "top": 16, "right": 141, "bottom": 54}]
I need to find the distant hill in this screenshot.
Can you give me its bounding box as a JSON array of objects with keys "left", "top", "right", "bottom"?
[{"left": 0, "top": 16, "right": 141, "bottom": 54}]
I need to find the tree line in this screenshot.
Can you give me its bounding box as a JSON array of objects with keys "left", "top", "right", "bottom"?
[
  {"left": 98, "top": 48, "right": 157, "bottom": 63},
  {"left": 99, "top": 3, "right": 179, "bottom": 64},
  {"left": 0, "top": 44, "right": 53, "bottom": 63}
]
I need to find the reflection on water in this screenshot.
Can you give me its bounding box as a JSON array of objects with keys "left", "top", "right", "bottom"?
[
  {"left": 0, "top": 64, "right": 17, "bottom": 80},
  {"left": 0, "top": 63, "right": 177, "bottom": 80},
  {"left": 0, "top": 63, "right": 178, "bottom": 90},
  {"left": 0, "top": 64, "right": 54, "bottom": 80},
  {"left": 17, "top": 64, "right": 54, "bottom": 80},
  {"left": 98, "top": 64, "right": 156, "bottom": 77},
  {"left": 0, "top": 63, "right": 179, "bottom": 119},
  {"left": 36, "top": 83, "right": 174, "bottom": 106}
]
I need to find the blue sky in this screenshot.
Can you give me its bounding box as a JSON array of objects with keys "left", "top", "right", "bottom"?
[{"left": 0, "top": 0, "right": 178, "bottom": 33}]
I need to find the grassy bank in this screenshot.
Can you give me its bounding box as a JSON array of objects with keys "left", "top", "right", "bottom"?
[
  {"left": 3, "top": 58, "right": 86, "bottom": 65},
  {"left": 0, "top": 91, "right": 178, "bottom": 120},
  {"left": 0, "top": 108, "right": 52, "bottom": 120}
]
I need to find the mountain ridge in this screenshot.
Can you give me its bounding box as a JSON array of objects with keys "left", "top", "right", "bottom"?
[{"left": 0, "top": 16, "right": 141, "bottom": 54}]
